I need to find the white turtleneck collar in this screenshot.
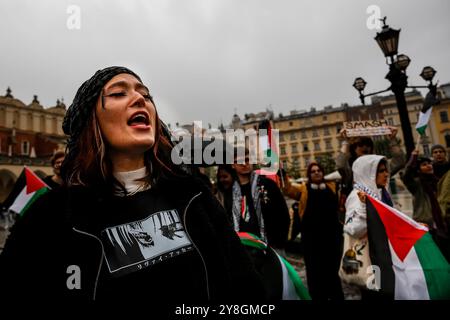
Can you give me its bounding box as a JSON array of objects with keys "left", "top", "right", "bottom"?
[{"left": 113, "top": 167, "right": 151, "bottom": 196}]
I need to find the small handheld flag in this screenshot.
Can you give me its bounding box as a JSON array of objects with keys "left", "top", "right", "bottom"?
[{"left": 2, "top": 167, "right": 49, "bottom": 216}]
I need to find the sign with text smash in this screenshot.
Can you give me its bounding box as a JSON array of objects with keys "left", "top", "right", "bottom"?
[{"left": 343, "top": 120, "right": 392, "bottom": 137}]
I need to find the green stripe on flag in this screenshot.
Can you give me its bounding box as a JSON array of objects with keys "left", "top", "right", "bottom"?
[
  {"left": 416, "top": 125, "right": 427, "bottom": 136},
  {"left": 240, "top": 238, "right": 267, "bottom": 250},
  {"left": 414, "top": 233, "right": 450, "bottom": 299},
  {"left": 20, "top": 187, "right": 49, "bottom": 216},
  {"left": 415, "top": 108, "right": 432, "bottom": 136}
]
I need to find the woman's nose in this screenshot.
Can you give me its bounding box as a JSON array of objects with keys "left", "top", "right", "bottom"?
[{"left": 131, "top": 90, "right": 146, "bottom": 107}]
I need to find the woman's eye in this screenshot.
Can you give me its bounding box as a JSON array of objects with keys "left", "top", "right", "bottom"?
[
  {"left": 106, "top": 92, "right": 126, "bottom": 97},
  {"left": 142, "top": 93, "right": 153, "bottom": 100}
]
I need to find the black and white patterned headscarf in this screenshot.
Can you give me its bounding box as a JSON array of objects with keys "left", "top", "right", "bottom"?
[{"left": 62, "top": 66, "right": 143, "bottom": 161}]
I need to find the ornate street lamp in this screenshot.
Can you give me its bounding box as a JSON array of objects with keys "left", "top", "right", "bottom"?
[
  {"left": 420, "top": 66, "right": 437, "bottom": 83},
  {"left": 353, "top": 77, "right": 367, "bottom": 91},
  {"left": 394, "top": 54, "right": 411, "bottom": 71},
  {"left": 374, "top": 17, "right": 401, "bottom": 61},
  {"left": 352, "top": 17, "right": 438, "bottom": 157}
]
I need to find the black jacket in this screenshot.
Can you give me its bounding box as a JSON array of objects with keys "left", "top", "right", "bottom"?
[{"left": 0, "top": 175, "right": 265, "bottom": 301}]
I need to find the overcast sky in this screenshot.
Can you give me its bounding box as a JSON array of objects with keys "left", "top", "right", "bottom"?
[{"left": 1, "top": 0, "right": 449, "bottom": 128}]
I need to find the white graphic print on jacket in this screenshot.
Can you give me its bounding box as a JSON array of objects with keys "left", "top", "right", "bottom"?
[{"left": 101, "top": 209, "right": 193, "bottom": 276}]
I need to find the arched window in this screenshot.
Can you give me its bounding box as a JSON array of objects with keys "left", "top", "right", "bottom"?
[
  {"left": 21, "top": 141, "right": 30, "bottom": 155},
  {"left": 445, "top": 132, "right": 450, "bottom": 148}
]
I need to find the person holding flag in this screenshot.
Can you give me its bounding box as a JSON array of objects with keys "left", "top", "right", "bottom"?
[
  {"left": 230, "top": 147, "right": 304, "bottom": 299},
  {"left": 343, "top": 154, "right": 450, "bottom": 299},
  {"left": 231, "top": 147, "right": 290, "bottom": 255},
  {"left": 401, "top": 149, "right": 450, "bottom": 262},
  {"left": 257, "top": 118, "right": 284, "bottom": 187}
]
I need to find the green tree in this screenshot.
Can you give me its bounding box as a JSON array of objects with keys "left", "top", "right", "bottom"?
[
  {"left": 317, "top": 153, "right": 336, "bottom": 175},
  {"left": 373, "top": 137, "right": 401, "bottom": 158},
  {"left": 286, "top": 159, "right": 301, "bottom": 179}
]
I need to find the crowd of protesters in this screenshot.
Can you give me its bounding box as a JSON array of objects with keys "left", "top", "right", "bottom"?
[{"left": 1, "top": 66, "right": 449, "bottom": 302}]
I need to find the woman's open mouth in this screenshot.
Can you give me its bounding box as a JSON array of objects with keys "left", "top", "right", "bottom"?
[{"left": 127, "top": 112, "right": 150, "bottom": 129}]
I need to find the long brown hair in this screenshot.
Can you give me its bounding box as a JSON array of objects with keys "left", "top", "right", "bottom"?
[
  {"left": 63, "top": 104, "right": 178, "bottom": 190},
  {"left": 306, "top": 162, "right": 325, "bottom": 183}
]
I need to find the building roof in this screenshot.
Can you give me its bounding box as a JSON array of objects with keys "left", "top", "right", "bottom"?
[
  {"left": 274, "top": 105, "right": 347, "bottom": 122},
  {"left": 0, "top": 90, "right": 67, "bottom": 116}
]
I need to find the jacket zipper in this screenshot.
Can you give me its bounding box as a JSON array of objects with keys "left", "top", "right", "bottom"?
[
  {"left": 72, "top": 227, "right": 105, "bottom": 301},
  {"left": 71, "top": 192, "right": 209, "bottom": 301},
  {"left": 183, "top": 192, "right": 211, "bottom": 300}
]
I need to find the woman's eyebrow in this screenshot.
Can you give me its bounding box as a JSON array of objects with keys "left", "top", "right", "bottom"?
[
  {"left": 105, "top": 80, "right": 129, "bottom": 91},
  {"left": 104, "top": 81, "right": 149, "bottom": 93},
  {"left": 136, "top": 83, "right": 150, "bottom": 94}
]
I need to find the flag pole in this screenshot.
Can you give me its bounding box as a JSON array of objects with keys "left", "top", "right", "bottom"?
[{"left": 416, "top": 133, "right": 422, "bottom": 152}]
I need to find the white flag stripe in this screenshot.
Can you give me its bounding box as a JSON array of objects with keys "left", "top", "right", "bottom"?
[
  {"left": 9, "top": 187, "right": 35, "bottom": 214},
  {"left": 276, "top": 253, "right": 299, "bottom": 300},
  {"left": 415, "top": 107, "right": 432, "bottom": 130},
  {"left": 389, "top": 242, "right": 430, "bottom": 300}
]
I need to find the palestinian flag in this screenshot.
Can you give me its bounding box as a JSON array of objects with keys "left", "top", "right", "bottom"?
[
  {"left": 3, "top": 167, "right": 49, "bottom": 216},
  {"left": 415, "top": 85, "right": 440, "bottom": 135},
  {"left": 366, "top": 195, "right": 450, "bottom": 299},
  {"left": 238, "top": 232, "right": 311, "bottom": 300},
  {"left": 258, "top": 119, "right": 282, "bottom": 186},
  {"left": 258, "top": 120, "right": 279, "bottom": 171}
]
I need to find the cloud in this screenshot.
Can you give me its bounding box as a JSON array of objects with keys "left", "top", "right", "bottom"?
[{"left": 0, "top": 0, "right": 449, "bottom": 128}]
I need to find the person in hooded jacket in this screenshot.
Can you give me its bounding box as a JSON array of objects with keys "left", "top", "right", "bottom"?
[
  {"left": 344, "top": 155, "right": 392, "bottom": 240},
  {"left": 0, "top": 67, "right": 265, "bottom": 302},
  {"left": 336, "top": 128, "right": 405, "bottom": 198},
  {"left": 343, "top": 154, "right": 392, "bottom": 299}
]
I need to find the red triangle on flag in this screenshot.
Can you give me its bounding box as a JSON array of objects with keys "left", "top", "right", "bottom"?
[
  {"left": 368, "top": 196, "right": 427, "bottom": 261},
  {"left": 25, "top": 167, "right": 47, "bottom": 194}
]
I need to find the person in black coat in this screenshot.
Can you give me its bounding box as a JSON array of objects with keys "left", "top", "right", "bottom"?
[
  {"left": 301, "top": 162, "right": 344, "bottom": 300},
  {"left": 230, "top": 147, "right": 290, "bottom": 254},
  {"left": 0, "top": 66, "right": 265, "bottom": 302}
]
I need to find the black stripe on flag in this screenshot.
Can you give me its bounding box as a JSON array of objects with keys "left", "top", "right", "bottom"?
[
  {"left": 366, "top": 199, "right": 395, "bottom": 299},
  {"left": 2, "top": 168, "right": 26, "bottom": 211},
  {"left": 421, "top": 86, "right": 440, "bottom": 113}
]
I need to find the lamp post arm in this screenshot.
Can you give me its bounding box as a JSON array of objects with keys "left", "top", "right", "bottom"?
[
  {"left": 363, "top": 88, "right": 391, "bottom": 97},
  {"left": 406, "top": 85, "right": 429, "bottom": 89},
  {"left": 358, "top": 88, "right": 391, "bottom": 104}
]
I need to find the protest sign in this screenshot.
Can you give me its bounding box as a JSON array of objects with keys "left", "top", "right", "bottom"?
[{"left": 343, "top": 120, "right": 392, "bottom": 137}]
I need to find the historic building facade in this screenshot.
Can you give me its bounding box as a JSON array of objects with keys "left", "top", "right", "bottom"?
[
  {"left": 229, "top": 85, "right": 447, "bottom": 177},
  {"left": 0, "top": 88, "right": 67, "bottom": 203}
]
